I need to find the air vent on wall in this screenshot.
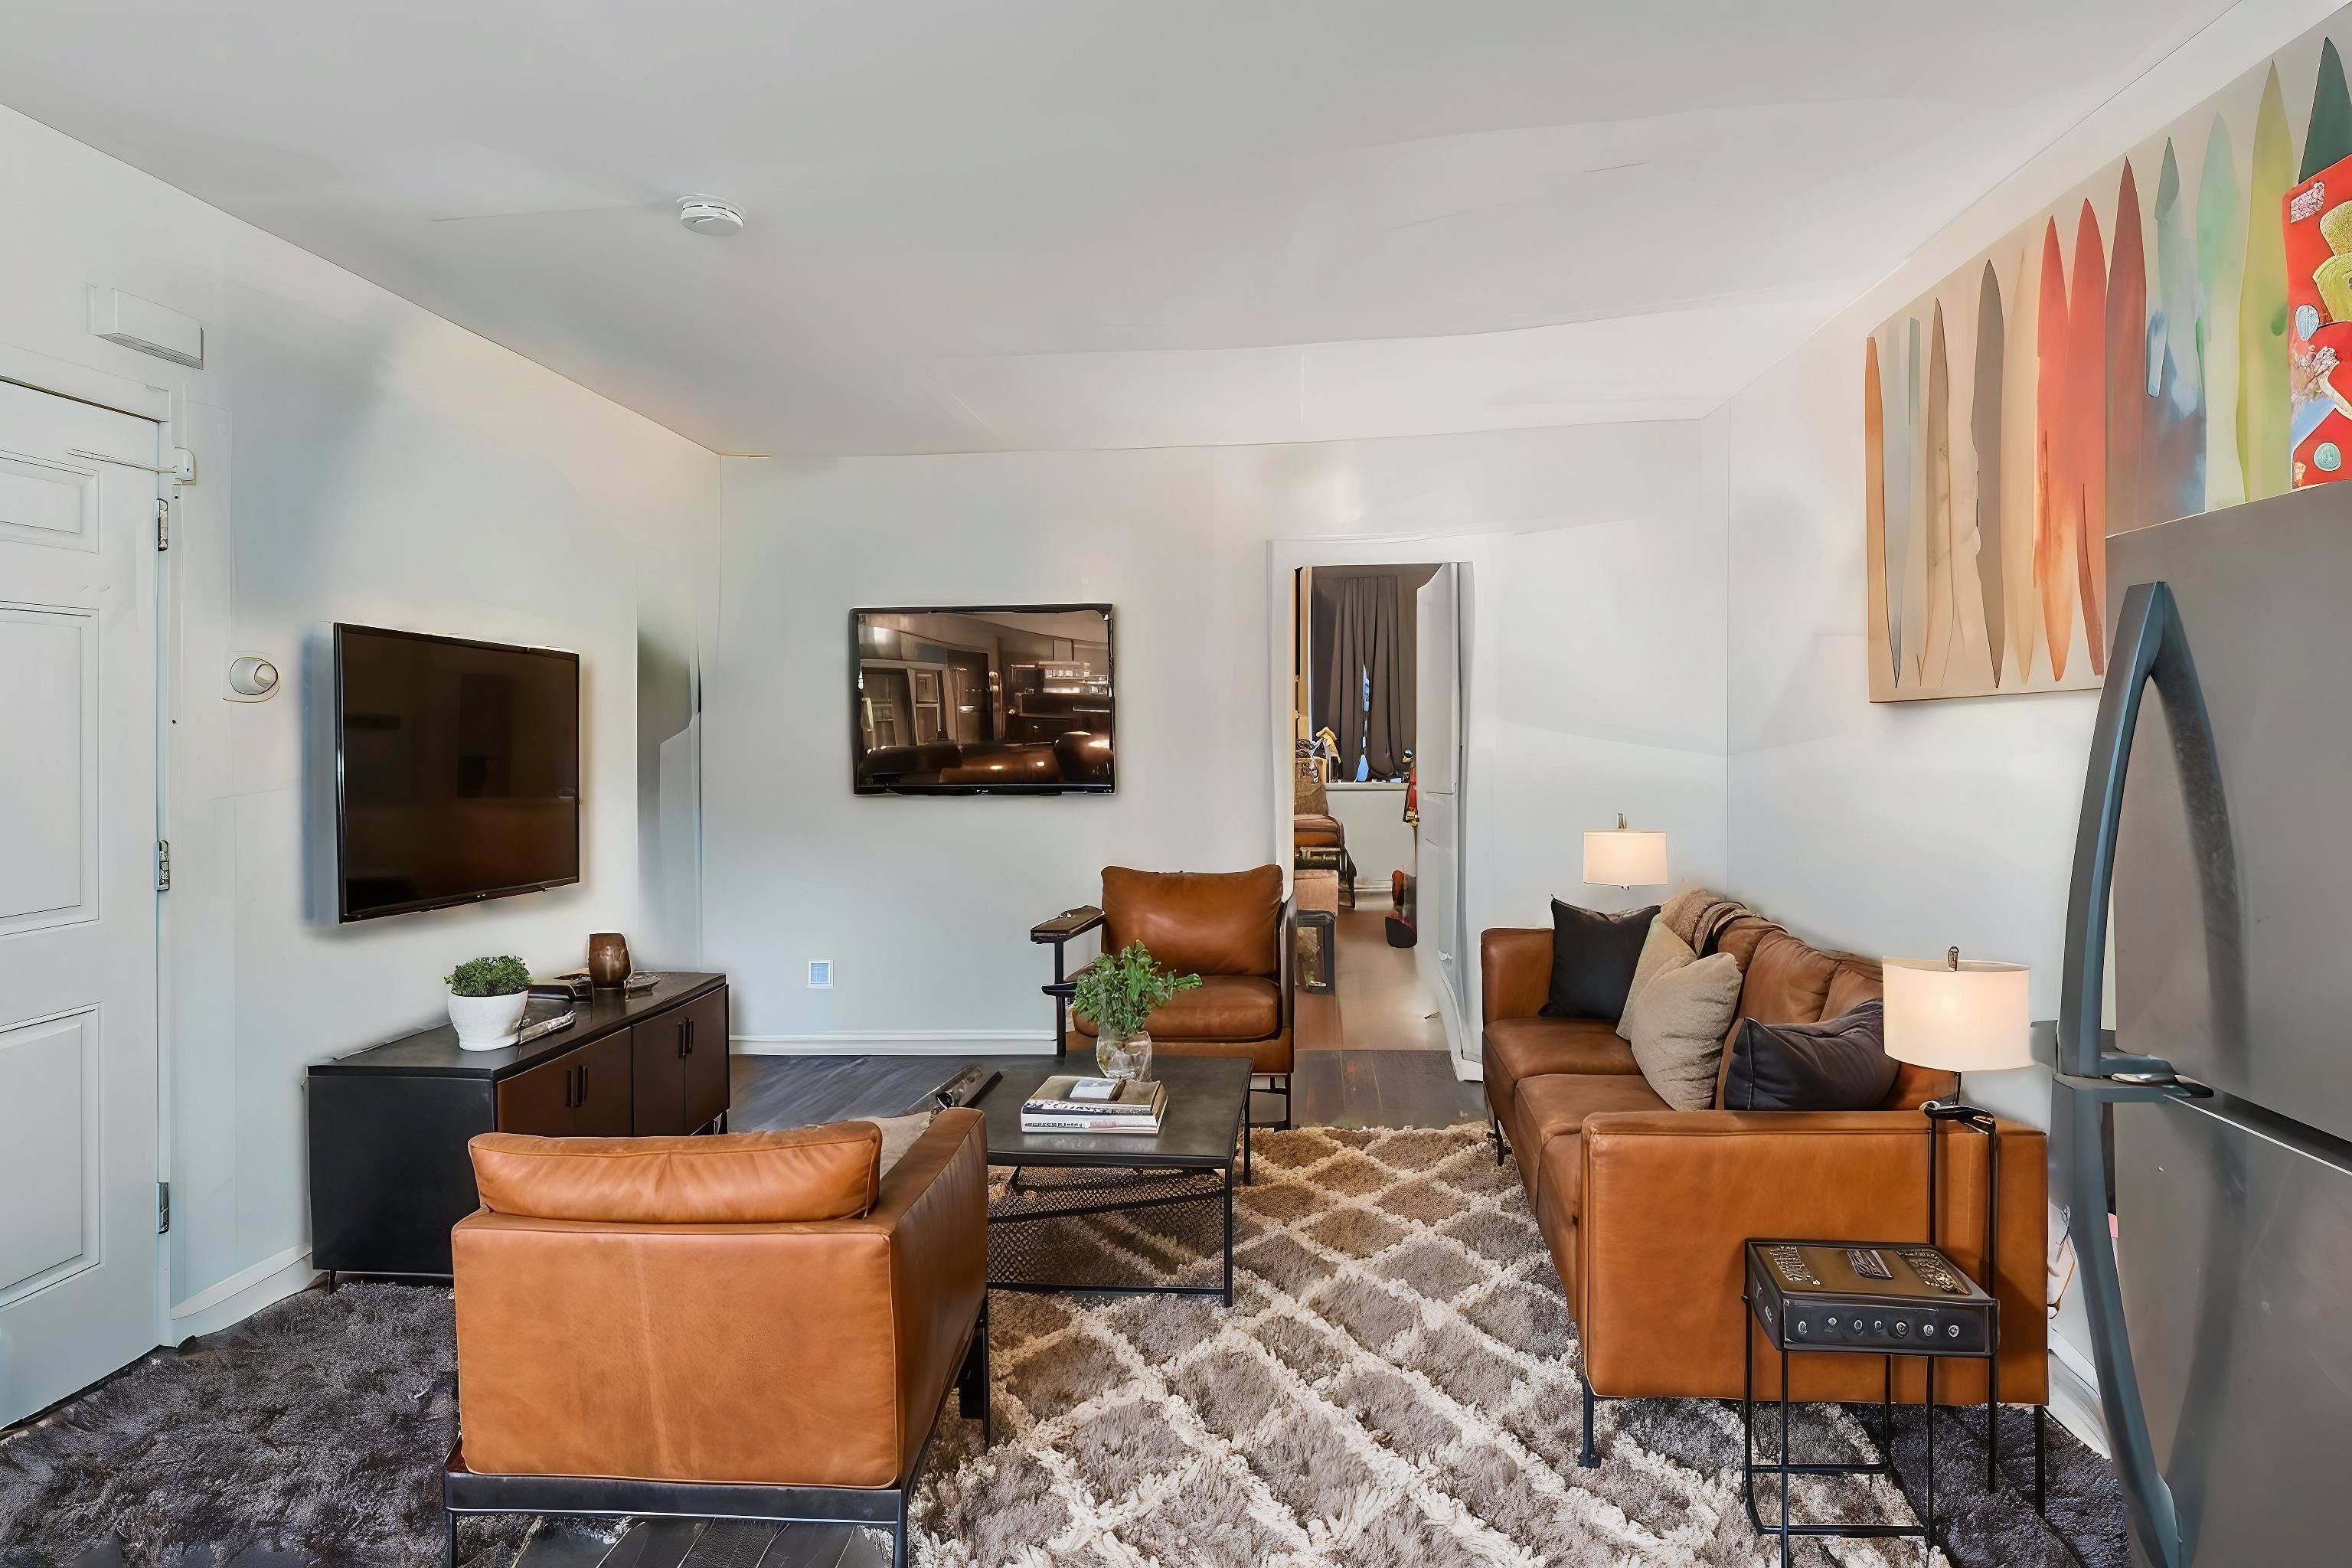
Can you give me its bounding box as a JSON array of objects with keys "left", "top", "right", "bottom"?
[{"left": 87, "top": 286, "right": 204, "bottom": 368}]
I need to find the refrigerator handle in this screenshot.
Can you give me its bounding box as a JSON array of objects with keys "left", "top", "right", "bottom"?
[
  {"left": 2055, "top": 1073, "right": 2194, "bottom": 1568},
  {"left": 2057, "top": 578, "right": 2241, "bottom": 1568},
  {"left": 2058, "top": 580, "right": 2237, "bottom": 1083}
]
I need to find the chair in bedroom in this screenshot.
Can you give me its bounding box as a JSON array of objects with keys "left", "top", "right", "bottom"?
[{"left": 1292, "top": 749, "right": 1356, "bottom": 907}]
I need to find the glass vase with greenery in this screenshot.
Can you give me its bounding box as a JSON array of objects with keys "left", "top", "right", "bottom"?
[{"left": 1069, "top": 941, "right": 1200, "bottom": 1081}]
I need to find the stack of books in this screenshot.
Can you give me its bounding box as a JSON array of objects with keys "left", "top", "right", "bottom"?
[{"left": 1020, "top": 1074, "right": 1166, "bottom": 1134}]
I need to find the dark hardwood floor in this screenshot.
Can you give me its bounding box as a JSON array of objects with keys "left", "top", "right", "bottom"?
[{"left": 730, "top": 1047, "right": 1483, "bottom": 1132}]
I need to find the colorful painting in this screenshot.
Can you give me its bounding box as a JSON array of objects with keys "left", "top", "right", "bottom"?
[{"left": 1866, "top": 23, "right": 2352, "bottom": 700}]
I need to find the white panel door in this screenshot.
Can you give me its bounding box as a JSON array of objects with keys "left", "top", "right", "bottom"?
[
  {"left": 0, "top": 378, "right": 160, "bottom": 1423},
  {"left": 1412, "top": 565, "right": 1471, "bottom": 1060}
]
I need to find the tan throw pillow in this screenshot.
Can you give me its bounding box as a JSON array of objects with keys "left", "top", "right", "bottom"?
[
  {"left": 867, "top": 1112, "right": 936, "bottom": 1178},
  {"left": 1615, "top": 917, "right": 1696, "bottom": 1042},
  {"left": 1626, "top": 952, "right": 1743, "bottom": 1111}
]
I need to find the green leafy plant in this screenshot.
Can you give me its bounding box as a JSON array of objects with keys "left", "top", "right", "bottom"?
[
  {"left": 446, "top": 955, "right": 532, "bottom": 998},
  {"left": 1069, "top": 941, "right": 1200, "bottom": 1040}
]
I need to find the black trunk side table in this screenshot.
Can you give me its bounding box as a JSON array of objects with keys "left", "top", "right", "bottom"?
[{"left": 1741, "top": 1239, "right": 2034, "bottom": 1566}]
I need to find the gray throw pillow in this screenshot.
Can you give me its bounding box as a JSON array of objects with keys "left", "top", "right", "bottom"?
[
  {"left": 1616, "top": 917, "right": 1697, "bottom": 1043},
  {"left": 1626, "top": 952, "right": 1743, "bottom": 1111}
]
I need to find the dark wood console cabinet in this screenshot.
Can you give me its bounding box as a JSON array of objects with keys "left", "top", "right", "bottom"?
[{"left": 307, "top": 974, "right": 728, "bottom": 1278}]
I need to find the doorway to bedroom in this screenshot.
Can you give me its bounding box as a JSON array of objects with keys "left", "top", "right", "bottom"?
[{"left": 1286, "top": 561, "right": 1462, "bottom": 1062}]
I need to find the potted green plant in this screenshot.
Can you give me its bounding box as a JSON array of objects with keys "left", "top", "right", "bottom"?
[
  {"left": 445, "top": 955, "right": 534, "bottom": 1050},
  {"left": 1069, "top": 941, "right": 1200, "bottom": 1081}
]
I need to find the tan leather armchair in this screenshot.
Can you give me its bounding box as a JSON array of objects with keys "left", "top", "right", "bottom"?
[
  {"left": 443, "top": 1113, "right": 988, "bottom": 1568},
  {"left": 1057, "top": 865, "right": 1294, "bottom": 1127}
]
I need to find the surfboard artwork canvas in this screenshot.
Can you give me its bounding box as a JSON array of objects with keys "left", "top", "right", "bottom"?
[{"left": 1864, "top": 21, "right": 2352, "bottom": 701}]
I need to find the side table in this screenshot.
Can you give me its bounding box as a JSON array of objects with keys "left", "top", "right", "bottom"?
[{"left": 1741, "top": 1239, "right": 2017, "bottom": 1566}]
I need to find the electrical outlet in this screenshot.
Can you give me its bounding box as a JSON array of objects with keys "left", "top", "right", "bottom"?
[{"left": 807, "top": 959, "right": 833, "bottom": 989}]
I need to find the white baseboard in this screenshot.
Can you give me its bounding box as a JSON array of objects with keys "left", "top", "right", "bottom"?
[
  {"left": 2047, "top": 1336, "right": 2109, "bottom": 1458},
  {"left": 168, "top": 1244, "right": 322, "bottom": 1340},
  {"left": 732, "top": 1030, "right": 1055, "bottom": 1057}
]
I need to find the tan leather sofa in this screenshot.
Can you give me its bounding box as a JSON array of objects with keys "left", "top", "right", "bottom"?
[
  {"left": 446, "top": 1113, "right": 987, "bottom": 1566},
  {"left": 1067, "top": 867, "right": 1292, "bottom": 1116},
  {"left": 1481, "top": 913, "right": 2047, "bottom": 1432}
]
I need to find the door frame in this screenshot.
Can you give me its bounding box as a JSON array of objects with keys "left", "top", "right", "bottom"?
[
  {"left": 2, "top": 339, "right": 180, "bottom": 1353},
  {"left": 1266, "top": 532, "right": 1507, "bottom": 1077}
]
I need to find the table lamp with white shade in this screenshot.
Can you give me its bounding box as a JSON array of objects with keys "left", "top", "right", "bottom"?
[
  {"left": 1883, "top": 946, "right": 2033, "bottom": 1491},
  {"left": 1583, "top": 813, "right": 1669, "bottom": 889}
]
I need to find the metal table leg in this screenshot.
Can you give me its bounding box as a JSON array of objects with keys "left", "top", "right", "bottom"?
[
  {"left": 1221, "top": 1163, "right": 1234, "bottom": 1307},
  {"left": 1926, "top": 1358, "right": 1937, "bottom": 1565}
]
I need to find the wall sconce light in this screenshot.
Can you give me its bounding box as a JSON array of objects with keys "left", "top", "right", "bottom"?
[{"left": 1583, "top": 812, "right": 1669, "bottom": 889}]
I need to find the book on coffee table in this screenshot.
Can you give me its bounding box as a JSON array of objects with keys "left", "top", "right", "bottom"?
[{"left": 1022, "top": 1075, "right": 1167, "bottom": 1133}]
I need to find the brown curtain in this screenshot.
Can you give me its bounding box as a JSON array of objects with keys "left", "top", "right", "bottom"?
[{"left": 1323, "top": 574, "right": 1407, "bottom": 779}]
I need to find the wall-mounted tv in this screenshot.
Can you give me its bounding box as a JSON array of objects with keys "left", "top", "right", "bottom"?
[
  {"left": 334, "top": 624, "right": 581, "bottom": 921},
  {"left": 851, "top": 605, "right": 1114, "bottom": 795}
]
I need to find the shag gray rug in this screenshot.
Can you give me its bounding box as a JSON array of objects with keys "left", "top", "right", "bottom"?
[
  {"left": 916, "top": 1124, "right": 2124, "bottom": 1566},
  {"left": 0, "top": 1124, "right": 2122, "bottom": 1568},
  {"left": 0, "top": 1281, "right": 528, "bottom": 1568}
]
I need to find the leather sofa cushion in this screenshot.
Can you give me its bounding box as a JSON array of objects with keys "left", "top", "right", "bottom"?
[
  {"left": 1484, "top": 1017, "right": 1641, "bottom": 1104},
  {"left": 1071, "top": 973, "right": 1280, "bottom": 1042},
  {"left": 1731, "top": 928, "right": 1841, "bottom": 1032},
  {"left": 1508, "top": 1073, "right": 1668, "bottom": 1206},
  {"left": 1821, "top": 959, "right": 1882, "bottom": 1019},
  {"left": 1145, "top": 1031, "right": 1293, "bottom": 1074},
  {"left": 1102, "top": 864, "right": 1282, "bottom": 976},
  {"left": 469, "top": 1125, "right": 881, "bottom": 1224}
]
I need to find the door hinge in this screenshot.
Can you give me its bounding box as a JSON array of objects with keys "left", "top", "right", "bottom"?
[
  {"left": 156, "top": 496, "right": 170, "bottom": 550},
  {"left": 156, "top": 839, "right": 172, "bottom": 892},
  {"left": 157, "top": 1181, "right": 171, "bottom": 1234}
]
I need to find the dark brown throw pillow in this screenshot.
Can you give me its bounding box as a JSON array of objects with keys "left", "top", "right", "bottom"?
[
  {"left": 1541, "top": 899, "right": 1660, "bottom": 1020},
  {"left": 1722, "top": 1000, "right": 1896, "bottom": 1111}
]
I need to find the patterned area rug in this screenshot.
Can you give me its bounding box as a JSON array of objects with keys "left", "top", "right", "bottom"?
[{"left": 914, "top": 1123, "right": 2123, "bottom": 1567}]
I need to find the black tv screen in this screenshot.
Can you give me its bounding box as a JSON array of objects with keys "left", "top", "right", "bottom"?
[
  {"left": 334, "top": 624, "right": 581, "bottom": 921},
  {"left": 851, "top": 605, "right": 1114, "bottom": 794}
]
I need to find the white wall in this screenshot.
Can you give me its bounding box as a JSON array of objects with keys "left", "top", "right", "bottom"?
[
  {"left": 1326, "top": 784, "right": 1414, "bottom": 891},
  {"left": 0, "top": 103, "right": 720, "bottom": 1334},
  {"left": 704, "top": 420, "right": 1727, "bottom": 1050},
  {"left": 1713, "top": 0, "right": 2344, "bottom": 1439}
]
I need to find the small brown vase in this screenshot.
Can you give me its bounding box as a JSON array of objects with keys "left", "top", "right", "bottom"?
[{"left": 586, "top": 933, "right": 631, "bottom": 991}]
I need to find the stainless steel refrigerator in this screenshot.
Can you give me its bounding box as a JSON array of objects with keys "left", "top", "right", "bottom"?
[{"left": 2057, "top": 484, "right": 2352, "bottom": 1568}]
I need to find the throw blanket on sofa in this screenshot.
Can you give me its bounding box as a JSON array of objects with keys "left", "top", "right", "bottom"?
[{"left": 1660, "top": 888, "right": 1755, "bottom": 959}]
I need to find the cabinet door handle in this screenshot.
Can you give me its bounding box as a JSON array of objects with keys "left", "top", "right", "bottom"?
[
  {"left": 678, "top": 1019, "right": 688, "bottom": 1059},
  {"left": 564, "top": 1065, "right": 577, "bottom": 1109},
  {"left": 686, "top": 1018, "right": 695, "bottom": 1056}
]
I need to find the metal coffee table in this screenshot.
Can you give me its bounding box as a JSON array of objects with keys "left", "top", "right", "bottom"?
[{"left": 975, "top": 1054, "right": 1252, "bottom": 1307}]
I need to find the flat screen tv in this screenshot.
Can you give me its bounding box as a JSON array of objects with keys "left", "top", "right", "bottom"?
[
  {"left": 333, "top": 624, "right": 581, "bottom": 921},
  {"left": 851, "top": 605, "right": 1114, "bottom": 795}
]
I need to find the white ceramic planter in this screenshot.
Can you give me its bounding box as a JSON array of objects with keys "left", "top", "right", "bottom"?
[{"left": 448, "top": 988, "right": 529, "bottom": 1050}]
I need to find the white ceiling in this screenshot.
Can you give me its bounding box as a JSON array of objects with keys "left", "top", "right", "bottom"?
[{"left": 0, "top": 1, "right": 2233, "bottom": 455}]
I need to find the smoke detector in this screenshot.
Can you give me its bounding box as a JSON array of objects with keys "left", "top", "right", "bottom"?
[{"left": 678, "top": 198, "right": 745, "bottom": 237}]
